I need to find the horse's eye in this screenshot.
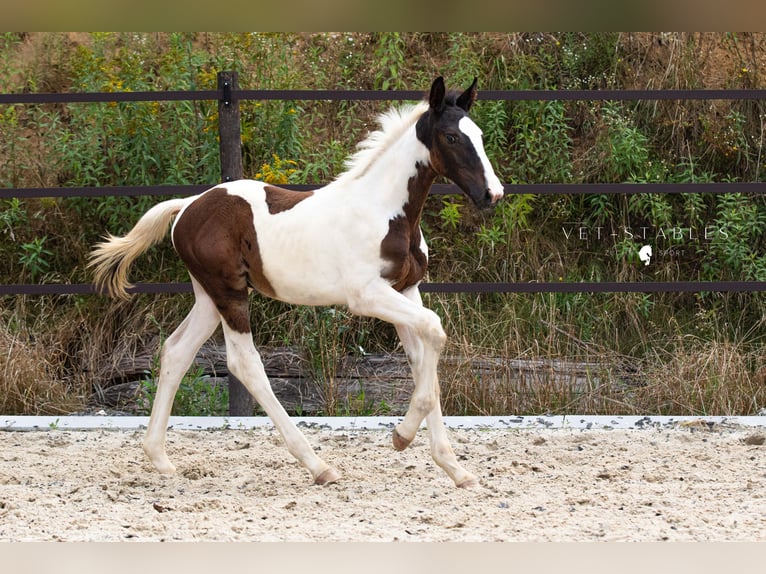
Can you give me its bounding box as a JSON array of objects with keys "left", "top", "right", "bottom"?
[{"left": 446, "top": 134, "right": 458, "bottom": 144}]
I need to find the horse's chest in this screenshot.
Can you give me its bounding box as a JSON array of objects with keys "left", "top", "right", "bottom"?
[{"left": 379, "top": 215, "right": 427, "bottom": 292}]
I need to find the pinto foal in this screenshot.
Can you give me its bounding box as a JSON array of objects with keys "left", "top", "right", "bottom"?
[{"left": 90, "top": 77, "right": 504, "bottom": 487}]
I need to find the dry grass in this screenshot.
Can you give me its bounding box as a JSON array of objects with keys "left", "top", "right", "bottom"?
[
  {"left": 431, "top": 291, "right": 766, "bottom": 417},
  {"left": 0, "top": 292, "right": 198, "bottom": 415},
  {"left": 0, "top": 325, "right": 81, "bottom": 415},
  {"left": 438, "top": 333, "right": 766, "bottom": 417},
  {"left": 3, "top": 293, "right": 766, "bottom": 417},
  {"left": 634, "top": 339, "right": 766, "bottom": 416}
]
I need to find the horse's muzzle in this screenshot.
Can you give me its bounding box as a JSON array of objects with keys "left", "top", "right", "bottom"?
[
  {"left": 487, "top": 185, "right": 504, "bottom": 205},
  {"left": 480, "top": 187, "right": 503, "bottom": 209}
]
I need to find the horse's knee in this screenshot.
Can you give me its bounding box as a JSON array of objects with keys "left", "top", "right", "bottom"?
[
  {"left": 418, "top": 310, "right": 446, "bottom": 350},
  {"left": 430, "top": 323, "right": 447, "bottom": 350},
  {"left": 226, "top": 355, "right": 245, "bottom": 382}
]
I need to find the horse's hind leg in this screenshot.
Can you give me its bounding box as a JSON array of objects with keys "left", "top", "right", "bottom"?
[
  {"left": 221, "top": 321, "right": 341, "bottom": 485},
  {"left": 143, "top": 279, "right": 221, "bottom": 474}
]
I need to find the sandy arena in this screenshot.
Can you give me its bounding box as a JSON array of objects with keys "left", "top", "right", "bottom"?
[{"left": 1, "top": 419, "right": 764, "bottom": 542}]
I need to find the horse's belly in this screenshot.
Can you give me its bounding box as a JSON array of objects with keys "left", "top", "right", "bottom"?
[{"left": 257, "top": 222, "right": 384, "bottom": 306}]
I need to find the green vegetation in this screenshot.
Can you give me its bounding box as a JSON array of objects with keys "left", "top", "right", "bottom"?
[
  {"left": 2, "top": 32, "right": 766, "bottom": 416},
  {"left": 137, "top": 365, "right": 228, "bottom": 417}
]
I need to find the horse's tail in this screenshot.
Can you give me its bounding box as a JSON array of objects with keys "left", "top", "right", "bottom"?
[{"left": 88, "top": 197, "right": 189, "bottom": 300}]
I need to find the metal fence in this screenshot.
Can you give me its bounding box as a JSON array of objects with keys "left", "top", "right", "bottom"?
[{"left": 2, "top": 72, "right": 766, "bottom": 296}]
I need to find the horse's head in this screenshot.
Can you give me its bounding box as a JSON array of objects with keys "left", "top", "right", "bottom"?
[{"left": 416, "top": 76, "right": 504, "bottom": 209}]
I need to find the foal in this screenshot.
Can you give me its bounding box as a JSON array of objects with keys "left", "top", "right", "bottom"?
[{"left": 90, "top": 77, "right": 504, "bottom": 487}]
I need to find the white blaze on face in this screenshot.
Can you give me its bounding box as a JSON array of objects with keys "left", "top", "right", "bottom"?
[{"left": 459, "top": 116, "right": 504, "bottom": 203}]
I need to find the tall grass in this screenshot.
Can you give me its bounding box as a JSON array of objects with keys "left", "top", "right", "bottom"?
[
  {"left": 2, "top": 33, "right": 766, "bottom": 415},
  {"left": 0, "top": 303, "right": 86, "bottom": 414}
]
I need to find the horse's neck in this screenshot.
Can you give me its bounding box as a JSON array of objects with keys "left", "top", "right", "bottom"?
[{"left": 334, "top": 126, "right": 434, "bottom": 215}]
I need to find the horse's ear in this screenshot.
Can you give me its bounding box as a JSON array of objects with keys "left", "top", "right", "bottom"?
[
  {"left": 428, "top": 76, "right": 446, "bottom": 113},
  {"left": 456, "top": 77, "right": 478, "bottom": 112}
]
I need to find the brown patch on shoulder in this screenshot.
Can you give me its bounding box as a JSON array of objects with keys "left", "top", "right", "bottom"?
[
  {"left": 172, "top": 187, "right": 275, "bottom": 333},
  {"left": 380, "top": 163, "right": 435, "bottom": 292},
  {"left": 264, "top": 184, "right": 313, "bottom": 214},
  {"left": 381, "top": 215, "right": 427, "bottom": 292}
]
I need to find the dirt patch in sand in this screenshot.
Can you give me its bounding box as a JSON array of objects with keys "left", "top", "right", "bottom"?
[{"left": 1, "top": 424, "right": 764, "bottom": 541}]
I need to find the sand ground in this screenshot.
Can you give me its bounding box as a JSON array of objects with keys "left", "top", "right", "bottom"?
[{"left": 1, "top": 423, "right": 764, "bottom": 541}]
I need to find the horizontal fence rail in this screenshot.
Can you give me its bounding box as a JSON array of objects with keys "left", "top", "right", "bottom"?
[
  {"left": 2, "top": 80, "right": 766, "bottom": 297},
  {"left": 4, "top": 281, "right": 766, "bottom": 297},
  {"left": 4, "top": 87, "right": 766, "bottom": 105},
  {"left": 9, "top": 182, "right": 766, "bottom": 200}
]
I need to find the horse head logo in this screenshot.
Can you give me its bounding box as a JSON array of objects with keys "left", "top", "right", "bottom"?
[{"left": 638, "top": 244, "right": 653, "bottom": 266}]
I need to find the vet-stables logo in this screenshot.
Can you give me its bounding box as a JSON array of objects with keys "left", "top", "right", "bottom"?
[{"left": 562, "top": 223, "right": 730, "bottom": 266}]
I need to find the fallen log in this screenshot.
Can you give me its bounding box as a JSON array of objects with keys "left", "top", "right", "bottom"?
[{"left": 90, "top": 342, "right": 615, "bottom": 416}]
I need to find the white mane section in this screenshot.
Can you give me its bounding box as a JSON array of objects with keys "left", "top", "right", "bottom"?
[{"left": 335, "top": 101, "right": 429, "bottom": 184}]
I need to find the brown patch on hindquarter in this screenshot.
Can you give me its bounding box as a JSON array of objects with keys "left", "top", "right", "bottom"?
[
  {"left": 380, "top": 163, "right": 435, "bottom": 292},
  {"left": 264, "top": 184, "right": 313, "bottom": 214},
  {"left": 172, "top": 187, "right": 275, "bottom": 333}
]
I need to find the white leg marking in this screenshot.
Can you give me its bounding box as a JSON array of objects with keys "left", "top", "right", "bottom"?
[
  {"left": 348, "top": 282, "right": 478, "bottom": 486},
  {"left": 143, "top": 279, "right": 221, "bottom": 474},
  {"left": 393, "top": 288, "right": 479, "bottom": 487},
  {"left": 348, "top": 283, "right": 445, "bottom": 443},
  {"left": 221, "top": 322, "right": 340, "bottom": 485},
  {"left": 425, "top": 403, "right": 480, "bottom": 488}
]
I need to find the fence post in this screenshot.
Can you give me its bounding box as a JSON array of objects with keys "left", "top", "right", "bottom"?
[{"left": 217, "top": 71, "right": 255, "bottom": 417}]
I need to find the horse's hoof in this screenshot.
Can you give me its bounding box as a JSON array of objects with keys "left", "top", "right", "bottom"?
[
  {"left": 157, "top": 465, "right": 177, "bottom": 476},
  {"left": 392, "top": 427, "right": 413, "bottom": 451},
  {"left": 456, "top": 474, "right": 480, "bottom": 488},
  {"left": 147, "top": 455, "right": 176, "bottom": 475},
  {"left": 314, "top": 467, "right": 341, "bottom": 485}
]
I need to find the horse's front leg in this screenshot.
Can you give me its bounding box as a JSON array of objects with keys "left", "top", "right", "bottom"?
[
  {"left": 389, "top": 306, "right": 443, "bottom": 451},
  {"left": 425, "top": 398, "right": 479, "bottom": 488},
  {"left": 394, "top": 291, "right": 479, "bottom": 488},
  {"left": 349, "top": 283, "right": 477, "bottom": 487}
]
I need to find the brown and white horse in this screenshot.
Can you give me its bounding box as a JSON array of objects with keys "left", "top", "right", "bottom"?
[{"left": 89, "top": 77, "right": 504, "bottom": 487}]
